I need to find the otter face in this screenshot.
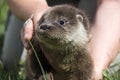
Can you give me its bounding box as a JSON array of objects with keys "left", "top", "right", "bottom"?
[{"left": 35, "top": 5, "right": 89, "bottom": 47}]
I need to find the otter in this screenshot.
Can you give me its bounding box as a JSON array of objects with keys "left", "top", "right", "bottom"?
[{"left": 25, "top": 5, "right": 93, "bottom": 80}]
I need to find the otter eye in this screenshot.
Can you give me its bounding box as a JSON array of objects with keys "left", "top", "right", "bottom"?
[
  {"left": 58, "top": 18, "right": 68, "bottom": 25},
  {"left": 59, "top": 20, "right": 65, "bottom": 25}
]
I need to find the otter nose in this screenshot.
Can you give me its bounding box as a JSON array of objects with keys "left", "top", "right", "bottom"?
[{"left": 40, "top": 25, "right": 51, "bottom": 30}]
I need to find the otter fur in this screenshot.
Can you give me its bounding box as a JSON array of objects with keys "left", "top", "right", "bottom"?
[{"left": 25, "top": 5, "right": 93, "bottom": 80}]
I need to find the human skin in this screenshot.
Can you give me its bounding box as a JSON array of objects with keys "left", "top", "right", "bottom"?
[
  {"left": 89, "top": 0, "right": 120, "bottom": 79},
  {"left": 7, "top": 0, "right": 48, "bottom": 20},
  {"left": 8, "top": 0, "right": 120, "bottom": 80}
]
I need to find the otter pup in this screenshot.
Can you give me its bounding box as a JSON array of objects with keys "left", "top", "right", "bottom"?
[{"left": 25, "top": 5, "right": 93, "bottom": 80}]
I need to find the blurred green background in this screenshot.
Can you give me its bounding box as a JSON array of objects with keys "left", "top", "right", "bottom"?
[{"left": 0, "top": 0, "right": 8, "bottom": 56}]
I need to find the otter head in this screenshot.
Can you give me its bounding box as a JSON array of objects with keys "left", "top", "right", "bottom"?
[{"left": 35, "top": 5, "right": 89, "bottom": 48}]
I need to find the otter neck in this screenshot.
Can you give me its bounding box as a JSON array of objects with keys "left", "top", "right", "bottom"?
[{"left": 40, "top": 42, "right": 88, "bottom": 70}]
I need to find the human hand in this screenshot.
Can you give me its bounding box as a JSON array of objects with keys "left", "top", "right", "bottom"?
[
  {"left": 88, "top": 31, "right": 104, "bottom": 80},
  {"left": 21, "top": 8, "right": 49, "bottom": 50},
  {"left": 91, "top": 69, "right": 103, "bottom": 80}
]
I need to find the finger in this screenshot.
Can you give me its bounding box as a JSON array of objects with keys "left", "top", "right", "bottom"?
[
  {"left": 32, "top": 12, "right": 44, "bottom": 28},
  {"left": 21, "top": 24, "right": 28, "bottom": 48},
  {"left": 32, "top": 8, "right": 49, "bottom": 27},
  {"left": 24, "top": 18, "right": 33, "bottom": 41},
  {"left": 21, "top": 18, "right": 33, "bottom": 49},
  {"left": 21, "top": 27, "right": 25, "bottom": 45}
]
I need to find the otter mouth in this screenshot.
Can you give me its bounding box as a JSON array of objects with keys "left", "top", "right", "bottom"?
[
  {"left": 36, "top": 31, "right": 62, "bottom": 45},
  {"left": 37, "top": 31, "right": 60, "bottom": 41},
  {"left": 35, "top": 31, "right": 72, "bottom": 50}
]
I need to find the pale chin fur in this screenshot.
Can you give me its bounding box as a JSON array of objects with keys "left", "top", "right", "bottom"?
[{"left": 66, "top": 21, "right": 88, "bottom": 47}]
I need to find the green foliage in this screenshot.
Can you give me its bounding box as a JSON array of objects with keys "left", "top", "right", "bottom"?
[
  {"left": 0, "top": 41, "right": 48, "bottom": 80},
  {"left": 103, "top": 70, "right": 120, "bottom": 80},
  {"left": 0, "top": 0, "right": 8, "bottom": 35},
  {"left": 0, "top": 0, "right": 8, "bottom": 56},
  {"left": 0, "top": 60, "right": 26, "bottom": 80},
  {"left": 103, "top": 70, "right": 111, "bottom": 80}
]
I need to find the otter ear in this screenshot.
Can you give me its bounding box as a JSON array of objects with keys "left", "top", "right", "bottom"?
[{"left": 76, "top": 14, "right": 83, "bottom": 22}]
